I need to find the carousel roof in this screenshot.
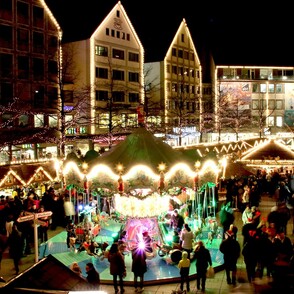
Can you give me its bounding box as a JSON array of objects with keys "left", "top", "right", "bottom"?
[
  {"left": 95, "top": 127, "right": 195, "bottom": 172},
  {"left": 239, "top": 139, "right": 294, "bottom": 161}
]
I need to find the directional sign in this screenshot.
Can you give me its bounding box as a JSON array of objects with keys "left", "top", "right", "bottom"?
[
  {"left": 17, "top": 214, "right": 34, "bottom": 222},
  {"left": 36, "top": 219, "right": 48, "bottom": 226},
  {"left": 36, "top": 211, "right": 52, "bottom": 218}
]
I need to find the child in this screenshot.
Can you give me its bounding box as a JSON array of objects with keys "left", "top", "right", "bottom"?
[{"left": 178, "top": 250, "right": 190, "bottom": 293}]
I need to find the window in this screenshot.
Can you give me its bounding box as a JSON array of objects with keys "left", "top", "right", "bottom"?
[
  {"left": 172, "top": 66, "right": 177, "bottom": 74},
  {"left": 116, "top": 31, "right": 120, "bottom": 38},
  {"left": 49, "top": 115, "right": 58, "bottom": 127},
  {"left": 17, "top": 1, "right": 28, "bottom": 24},
  {"left": 268, "top": 100, "right": 275, "bottom": 110},
  {"left": 268, "top": 84, "right": 274, "bottom": 93},
  {"left": 126, "top": 34, "right": 130, "bottom": 41},
  {"left": 34, "top": 114, "right": 44, "bottom": 127},
  {"left": 260, "top": 84, "right": 267, "bottom": 93},
  {"left": 33, "top": 6, "right": 44, "bottom": 28},
  {"left": 128, "top": 52, "right": 139, "bottom": 62},
  {"left": 63, "top": 90, "right": 74, "bottom": 103},
  {"left": 18, "top": 56, "right": 29, "bottom": 79},
  {"left": 184, "top": 51, "right": 189, "bottom": 60},
  {"left": 19, "top": 115, "right": 29, "bottom": 127},
  {"left": 48, "top": 86, "right": 58, "bottom": 107},
  {"left": 178, "top": 50, "right": 183, "bottom": 58},
  {"left": 166, "top": 64, "right": 170, "bottom": 73},
  {"left": 116, "top": 10, "right": 120, "bottom": 17},
  {"left": 276, "top": 116, "right": 283, "bottom": 127},
  {"left": 0, "top": 82, "right": 13, "bottom": 105},
  {"left": 172, "top": 48, "right": 177, "bottom": 57},
  {"left": 111, "top": 29, "right": 115, "bottom": 37},
  {"left": 276, "top": 84, "right": 283, "bottom": 93},
  {"left": 181, "top": 34, "right": 184, "bottom": 42},
  {"left": 252, "top": 84, "right": 259, "bottom": 93},
  {"left": 0, "top": 25, "right": 12, "bottom": 49},
  {"left": 48, "top": 35, "right": 58, "bottom": 55},
  {"left": 106, "top": 28, "right": 109, "bottom": 35},
  {"left": 17, "top": 28, "right": 29, "bottom": 51},
  {"left": 113, "top": 69, "right": 124, "bottom": 81},
  {"left": 33, "top": 31, "right": 44, "bottom": 53},
  {"left": 48, "top": 60, "right": 58, "bottom": 82},
  {"left": 129, "top": 93, "right": 139, "bottom": 103},
  {"left": 0, "top": 0, "right": 12, "bottom": 21},
  {"left": 97, "top": 113, "right": 109, "bottom": 128},
  {"left": 112, "top": 48, "right": 124, "bottom": 59},
  {"left": 33, "top": 86, "right": 44, "bottom": 107},
  {"left": 252, "top": 100, "right": 259, "bottom": 109},
  {"left": 268, "top": 116, "right": 275, "bottom": 126},
  {"left": 276, "top": 100, "right": 283, "bottom": 110},
  {"left": 96, "top": 67, "right": 108, "bottom": 79},
  {"left": 112, "top": 91, "right": 124, "bottom": 102},
  {"left": 96, "top": 90, "right": 108, "bottom": 101},
  {"left": 128, "top": 72, "right": 139, "bottom": 82},
  {"left": 0, "top": 53, "right": 12, "bottom": 78},
  {"left": 33, "top": 58, "right": 44, "bottom": 81},
  {"left": 95, "top": 45, "right": 108, "bottom": 57}
]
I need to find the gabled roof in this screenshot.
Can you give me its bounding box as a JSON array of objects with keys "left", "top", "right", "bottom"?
[
  {"left": 240, "top": 139, "right": 294, "bottom": 161},
  {"left": 1, "top": 254, "right": 89, "bottom": 293}
]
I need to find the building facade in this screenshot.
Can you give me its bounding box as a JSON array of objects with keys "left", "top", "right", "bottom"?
[{"left": 0, "top": 0, "right": 62, "bottom": 161}]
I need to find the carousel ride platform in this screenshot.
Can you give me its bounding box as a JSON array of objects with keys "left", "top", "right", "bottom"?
[{"left": 38, "top": 217, "right": 224, "bottom": 285}]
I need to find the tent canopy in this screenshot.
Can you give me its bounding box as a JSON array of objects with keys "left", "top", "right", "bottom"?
[{"left": 95, "top": 127, "right": 195, "bottom": 172}]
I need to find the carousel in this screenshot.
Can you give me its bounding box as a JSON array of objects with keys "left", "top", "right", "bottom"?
[{"left": 61, "top": 128, "right": 224, "bottom": 267}]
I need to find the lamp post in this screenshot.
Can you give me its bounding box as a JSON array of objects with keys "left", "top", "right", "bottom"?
[
  {"left": 158, "top": 163, "right": 166, "bottom": 194},
  {"left": 194, "top": 160, "right": 201, "bottom": 217}
]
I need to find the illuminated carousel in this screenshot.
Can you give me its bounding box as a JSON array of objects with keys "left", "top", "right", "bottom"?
[{"left": 60, "top": 128, "right": 225, "bottom": 284}]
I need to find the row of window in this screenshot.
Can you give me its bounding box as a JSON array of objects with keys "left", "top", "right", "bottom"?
[
  {"left": 0, "top": 24, "right": 58, "bottom": 54},
  {"left": 171, "top": 47, "right": 195, "bottom": 61},
  {"left": 95, "top": 45, "right": 139, "bottom": 62},
  {"left": 252, "top": 99, "right": 284, "bottom": 110},
  {"left": 96, "top": 67, "right": 139, "bottom": 82},
  {"left": 219, "top": 68, "right": 294, "bottom": 81},
  {"left": 166, "top": 64, "right": 199, "bottom": 78},
  {"left": 252, "top": 83, "right": 284, "bottom": 93},
  {"left": 0, "top": 53, "right": 58, "bottom": 82},
  {"left": 96, "top": 90, "right": 139, "bottom": 103},
  {"left": 0, "top": 1, "right": 47, "bottom": 29},
  {"left": 0, "top": 82, "right": 58, "bottom": 107},
  {"left": 97, "top": 113, "right": 138, "bottom": 128},
  {"left": 166, "top": 82, "right": 200, "bottom": 95}
]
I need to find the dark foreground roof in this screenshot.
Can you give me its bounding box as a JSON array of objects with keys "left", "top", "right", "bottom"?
[{"left": 1, "top": 254, "right": 90, "bottom": 293}]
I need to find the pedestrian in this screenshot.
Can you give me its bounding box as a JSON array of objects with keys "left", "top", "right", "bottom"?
[
  {"left": 66, "top": 220, "right": 76, "bottom": 250},
  {"left": 7, "top": 222, "right": 24, "bottom": 275},
  {"left": 131, "top": 244, "right": 147, "bottom": 293},
  {"left": 180, "top": 223, "right": 194, "bottom": 259},
  {"left": 142, "top": 231, "right": 152, "bottom": 253},
  {"left": 70, "top": 261, "right": 82, "bottom": 277},
  {"left": 37, "top": 205, "right": 49, "bottom": 243},
  {"left": 178, "top": 250, "right": 190, "bottom": 293},
  {"left": 219, "top": 231, "right": 241, "bottom": 285},
  {"left": 242, "top": 232, "right": 258, "bottom": 282},
  {"left": 171, "top": 209, "right": 185, "bottom": 232},
  {"left": 108, "top": 243, "right": 126, "bottom": 294},
  {"left": 194, "top": 240, "right": 212, "bottom": 292},
  {"left": 85, "top": 262, "right": 100, "bottom": 289}
]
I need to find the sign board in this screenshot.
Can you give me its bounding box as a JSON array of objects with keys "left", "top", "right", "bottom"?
[
  {"left": 36, "top": 219, "right": 47, "bottom": 226},
  {"left": 17, "top": 214, "right": 34, "bottom": 222},
  {"left": 36, "top": 211, "right": 52, "bottom": 218}
]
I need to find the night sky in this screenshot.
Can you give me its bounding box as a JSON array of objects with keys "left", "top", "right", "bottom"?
[{"left": 45, "top": 0, "right": 294, "bottom": 66}]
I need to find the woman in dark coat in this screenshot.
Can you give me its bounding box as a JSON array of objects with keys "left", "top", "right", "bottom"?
[
  {"left": 8, "top": 222, "right": 24, "bottom": 275},
  {"left": 194, "top": 241, "right": 212, "bottom": 292},
  {"left": 108, "top": 243, "right": 126, "bottom": 294},
  {"left": 131, "top": 246, "right": 147, "bottom": 293}
]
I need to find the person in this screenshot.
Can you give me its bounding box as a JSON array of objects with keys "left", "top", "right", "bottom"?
[
  {"left": 131, "top": 245, "right": 147, "bottom": 293},
  {"left": 180, "top": 223, "right": 194, "bottom": 259},
  {"left": 219, "top": 231, "right": 241, "bottom": 285},
  {"left": 194, "top": 241, "right": 212, "bottom": 292},
  {"left": 108, "top": 243, "right": 126, "bottom": 294},
  {"left": 70, "top": 261, "right": 82, "bottom": 277},
  {"left": 66, "top": 220, "right": 76, "bottom": 249},
  {"left": 242, "top": 231, "right": 258, "bottom": 282},
  {"left": 7, "top": 222, "right": 24, "bottom": 275},
  {"left": 142, "top": 231, "right": 152, "bottom": 253},
  {"left": 85, "top": 262, "right": 100, "bottom": 289},
  {"left": 172, "top": 230, "right": 181, "bottom": 249},
  {"left": 37, "top": 205, "right": 49, "bottom": 243},
  {"left": 178, "top": 250, "right": 190, "bottom": 292},
  {"left": 242, "top": 205, "right": 253, "bottom": 225},
  {"left": 171, "top": 209, "right": 185, "bottom": 232}
]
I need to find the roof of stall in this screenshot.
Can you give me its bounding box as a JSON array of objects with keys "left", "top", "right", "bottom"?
[{"left": 95, "top": 127, "right": 195, "bottom": 172}]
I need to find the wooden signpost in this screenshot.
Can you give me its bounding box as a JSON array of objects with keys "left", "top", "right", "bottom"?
[{"left": 17, "top": 211, "right": 52, "bottom": 263}]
